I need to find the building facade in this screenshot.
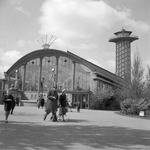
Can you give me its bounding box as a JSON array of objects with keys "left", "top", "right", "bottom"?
[{"left": 1, "top": 48, "right": 123, "bottom": 108}]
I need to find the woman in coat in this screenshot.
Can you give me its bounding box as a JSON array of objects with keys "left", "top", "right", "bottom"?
[
  {"left": 44, "top": 87, "right": 58, "bottom": 121},
  {"left": 59, "top": 89, "right": 67, "bottom": 121}
]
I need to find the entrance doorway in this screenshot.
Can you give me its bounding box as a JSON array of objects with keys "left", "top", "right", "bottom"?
[{"left": 72, "top": 93, "right": 89, "bottom": 109}]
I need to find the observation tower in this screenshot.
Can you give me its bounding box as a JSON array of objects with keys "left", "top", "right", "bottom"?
[{"left": 109, "top": 28, "right": 138, "bottom": 80}]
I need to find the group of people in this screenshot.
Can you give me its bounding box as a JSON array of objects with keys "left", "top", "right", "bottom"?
[
  {"left": 3, "top": 87, "right": 80, "bottom": 123},
  {"left": 43, "top": 87, "right": 71, "bottom": 122}
]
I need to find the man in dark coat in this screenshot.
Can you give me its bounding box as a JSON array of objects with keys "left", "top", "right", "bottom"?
[
  {"left": 44, "top": 87, "right": 58, "bottom": 121},
  {"left": 3, "top": 89, "right": 14, "bottom": 123}
]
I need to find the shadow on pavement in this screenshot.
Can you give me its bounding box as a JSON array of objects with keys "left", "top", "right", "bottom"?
[
  {"left": 0, "top": 120, "right": 150, "bottom": 150},
  {"left": 61, "top": 119, "right": 90, "bottom": 123},
  {"left": 115, "top": 112, "right": 150, "bottom": 120}
]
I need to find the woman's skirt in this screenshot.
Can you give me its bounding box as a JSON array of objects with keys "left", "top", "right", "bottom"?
[{"left": 59, "top": 107, "right": 66, "bottom": 115}]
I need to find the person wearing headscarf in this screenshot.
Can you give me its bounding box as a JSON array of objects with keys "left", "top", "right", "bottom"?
[{"left": 59, "top": 89, "right": 67, "bottom": 121}]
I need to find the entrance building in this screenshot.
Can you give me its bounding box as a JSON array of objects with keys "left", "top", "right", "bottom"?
[{"left": 1, "top": 48, "right": 123, "bottom": 109}]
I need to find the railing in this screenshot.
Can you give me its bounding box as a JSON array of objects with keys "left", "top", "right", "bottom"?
[{"left": 109, "top": 35, "right": 138, "bottom": 40}]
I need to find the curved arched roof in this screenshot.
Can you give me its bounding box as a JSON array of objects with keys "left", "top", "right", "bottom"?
[
  {"left": 6, "top": 49, "right": 93, "bottom": 74},
  {"left": 6, "top": 48, "right": 123, "bottom": 86}
]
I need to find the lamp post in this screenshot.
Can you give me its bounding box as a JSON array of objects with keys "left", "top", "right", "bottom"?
[
  {"left": 2, "top": 72, "right": 7, "bottom": 91},
  {"left": 51, "top": 68, "right": 56, "bottom": 88},
  {"left": 14, "top": 70, "right": 18, "bottom": 89},
  {"left": 41, "top": 77, "right": 45, "bottom": 93}
]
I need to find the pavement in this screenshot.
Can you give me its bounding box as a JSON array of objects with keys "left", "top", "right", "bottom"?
[{"left": 0, "top": 105, "right": 150, "bottom": 150}]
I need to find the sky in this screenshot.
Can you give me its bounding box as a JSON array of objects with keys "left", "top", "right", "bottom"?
[{"left": 0, "top": 0, "right": 150, "bottom": 78}]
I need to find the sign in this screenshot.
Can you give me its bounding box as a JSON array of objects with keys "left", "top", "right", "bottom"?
[{"left": 139, "top": 111, "right": 145, "bottom": 117}]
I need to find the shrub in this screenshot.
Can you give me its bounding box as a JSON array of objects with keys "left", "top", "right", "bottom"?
[
  {"left": 105, "top": 96, "right": 120, "bottom": 110},
  {"left": 120, "top": 98, "right": 150, "bottom": 116},
  {"left": 109, "top": 99, "right": 120, "bottom": 110},
  {"left": 90, "top": 97, "right": 106, "bottom": 110},
  {"left": 120, "top": 99, "right": 138, "bottom": 115},
  {"left": 90, "top": 99, "right": 101, "bottom": 110},
  {"left": 90, "top": 94, "right": 120, "bottom": 110},
  {"left": 136, "top": 98, "right": 150, "bottom": 116}
]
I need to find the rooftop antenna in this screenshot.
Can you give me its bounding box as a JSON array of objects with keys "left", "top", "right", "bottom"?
[
  {"left": 37, "top": 35, "right": 58, "bottom": 49},
  {"left": 48, "top": 35, "right": 53, "bottom": 45},
  {"left": 122, "top": 19, "right": 125, "bottom": 30},
  {"left": 41, "top": 37, "right": 44, "bottom": 45},
  {"left": 49, "top": 37, "right": 57, "bottom": 47},
  {"left": 121, "top": 19, "right": 125, "bottom": 33},
  {"left": 37, "top": 40, "right": 42, "bottom": 46},
  {"left": 46, "top": 35, "right": 47, "bottom": 44}
]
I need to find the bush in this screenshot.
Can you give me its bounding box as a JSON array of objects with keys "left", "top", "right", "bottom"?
[
  {"left": 136, "top": 98, "right": 150, "bottom": 116},
  {"left": 120, "top": 98, "right": 150, "bottom": 116},
  {"left": 105, "top": 96, "right": 120, "bottom": 110},
  {"left": 120, "top": 99, "right": 138, "bottom": 115},
  {"left": 90, "top": 98, "right": 106, "bottom": 110},
  {"left": 90, "top": 95, "right": 120, "bottom": 110}
]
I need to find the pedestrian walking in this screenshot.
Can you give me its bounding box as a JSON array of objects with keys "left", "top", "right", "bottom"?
[
  {"left": 15, "top": 96, "right": 20, "bottom": 106},
  {"left": 68, "top": 100, "right": 72, "bottom": 112},
  {"left": 44, "top": 87, "right": 58, "bottom": 122},
  {"left": 77, "top": 101, "right": 81, "bottom": 112},
  {"left": 3, "top": 89, "right": 14, "bottom": 123},
  {"left": 37, "top": 93, "right": 45, "bottom": 109},
  {"left": 11, "top": 96, "right": 16, "bottom": 114},
  {"left": 37, "top": 95, "right": 41, "bottom": 109},
  {"left": 40, "top": 96, "right": 45, "bottom": 109},
  {"left": 59, "top": 89, "right": 67, "bottom": 121}
]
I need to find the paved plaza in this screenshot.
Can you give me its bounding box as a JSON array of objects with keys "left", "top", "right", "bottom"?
[{"left": 0, "top": 105, "right": 150, "bottom": 150}]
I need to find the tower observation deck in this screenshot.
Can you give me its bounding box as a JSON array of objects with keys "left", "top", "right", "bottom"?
[{"left": 109, "top": 28, "right": 138, "bottom": 80}]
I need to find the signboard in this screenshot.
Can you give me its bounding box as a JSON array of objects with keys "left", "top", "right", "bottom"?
[{"left": 139, "top": 111, "right": 145, "bottom": 117}]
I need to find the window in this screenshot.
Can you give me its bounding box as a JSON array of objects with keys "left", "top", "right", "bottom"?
[{"left": 25, "top": 58, "right": 40, "bottom": 91}]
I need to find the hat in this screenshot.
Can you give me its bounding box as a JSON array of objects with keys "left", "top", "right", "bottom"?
[{"left": 62, "top": 89, "right": 66, "bottom": 93}]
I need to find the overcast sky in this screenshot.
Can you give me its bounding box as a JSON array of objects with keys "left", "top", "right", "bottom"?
[{"left": 0, "top": 0, "right": 150, "bottom": 78}]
